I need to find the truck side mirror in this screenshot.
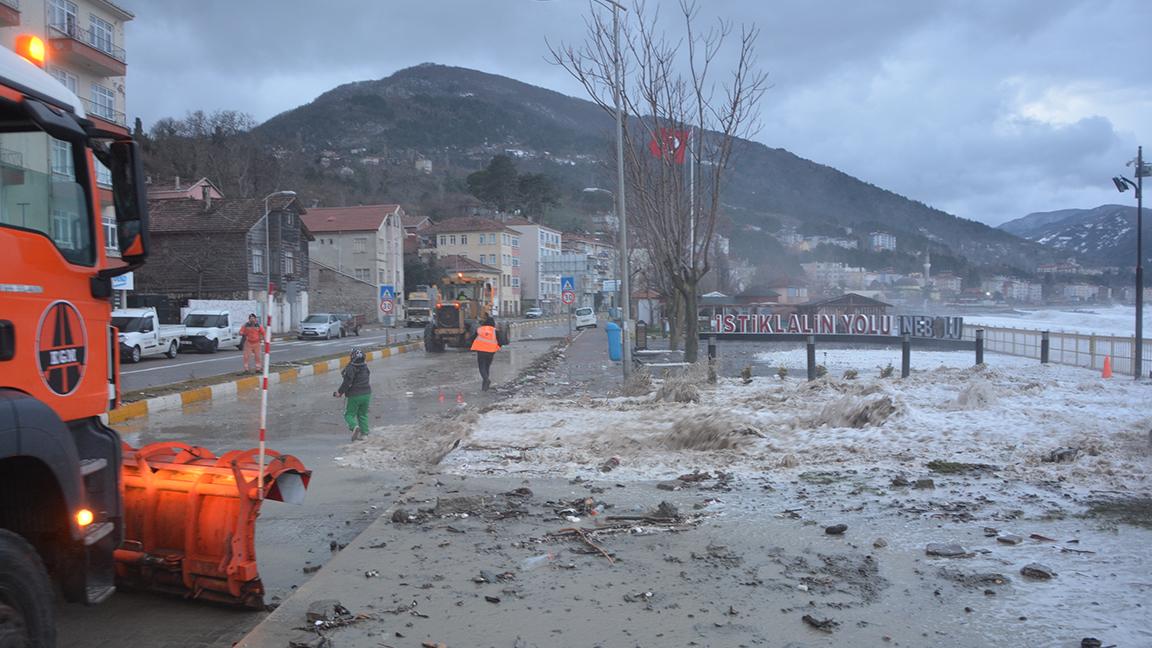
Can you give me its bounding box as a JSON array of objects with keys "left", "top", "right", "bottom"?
[{"left": 109, "top": 140, "right": 149, "bottom": 265}]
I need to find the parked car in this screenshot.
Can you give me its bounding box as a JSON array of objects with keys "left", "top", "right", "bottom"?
[
  {"left": 524, "top": 307, "right": 544, "bottom": 319},
  {"left": 574, "top": 306, "right": 598, "bottom": 330},
  {"left": 298, "top": 313, "right": 343, "bottom": 340},
  {"left": 111, "top": 308, "right": 186, "bottom": 363},
  {"left": 335, "top": 313, "right": 364, "bottom": 336},
  {"left": 180, "top": 310, "right": 241, "bottom": 353}
]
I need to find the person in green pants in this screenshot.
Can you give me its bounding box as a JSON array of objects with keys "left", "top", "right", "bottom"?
[{"left": 333, "top": 347, "right": 371, "bottom": 441}]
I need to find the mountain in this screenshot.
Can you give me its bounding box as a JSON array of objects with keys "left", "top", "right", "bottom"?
[
  {"left": 257, "top": 63, "right": 1055, "bottom": 273},
  {"left": 1000, "top": 205, "right": 1146, "bottom": 268}
]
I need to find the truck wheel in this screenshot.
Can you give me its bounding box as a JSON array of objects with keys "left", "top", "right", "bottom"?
[
  {"left": 130, "top": 345, "right": 142, "bottom": 364},
  {"left": 165, "top": 340, "right": 179, "bottom": 359},
  {"left": 209, "top": 338, "right": 219, "bottom": 354},
  {"left": 0, "top": 529, "right": 57, "bottom": 648}
]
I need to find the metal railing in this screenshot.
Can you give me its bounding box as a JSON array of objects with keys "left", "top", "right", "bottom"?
[
  {"left": 48, "top": 22, "right": 126, "bottom": 63},
  {"left": 962, "top": 324, "right": 1152, "bottom": 377},
  {"left": 80, "top": 97, "right": 126, "bottom": 126}
]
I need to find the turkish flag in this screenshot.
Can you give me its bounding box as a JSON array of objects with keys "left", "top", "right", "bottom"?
[{"left": 648, "top": 128, "right": 689, "bottom": 164}]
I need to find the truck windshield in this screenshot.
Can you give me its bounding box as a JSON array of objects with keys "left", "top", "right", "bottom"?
[
  {"left": 0, "top": 130, "right": 93, "bottom": 266},
  {"left": 409, "top": 300, "right": 430, "bottom": 309},
  {"left": 184, "top": 314, "right": 222, "bottom": 327},
  {"left": 112, "top": 316, "right": 146, "bottom": 332}
]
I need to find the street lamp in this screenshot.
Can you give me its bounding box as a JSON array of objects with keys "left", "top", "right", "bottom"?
[{"left": 1113, "top": 146, "right": 1147, "bottom": 379}]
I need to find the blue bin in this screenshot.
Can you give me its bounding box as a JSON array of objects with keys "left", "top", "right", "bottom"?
[{"left": 605, "top": 321, "right": 622, "bottom": 361}]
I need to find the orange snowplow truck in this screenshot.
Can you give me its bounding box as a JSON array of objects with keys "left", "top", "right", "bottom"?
[{"left": 0, "top": 43, "right": 309, "bottom": 646}]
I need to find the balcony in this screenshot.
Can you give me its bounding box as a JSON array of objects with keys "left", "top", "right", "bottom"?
[
  {"left": 81, "top": 97, "right": 126, "bottom": 128},
  {"left": 48, "top": 22, "right": 126, "bottom": 77},
  {"left": 0, "top": 0, "right": 19, "bottom": 27}
]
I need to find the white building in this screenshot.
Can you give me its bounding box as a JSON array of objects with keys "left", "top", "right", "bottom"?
[
  {"left": 868, "top": 232, "right": 897, "bottom": 251},
  {"left": 506, "top": 218, "right": 563, "bottom": 311}
]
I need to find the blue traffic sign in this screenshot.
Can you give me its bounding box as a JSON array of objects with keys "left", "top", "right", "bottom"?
[
  {"left": 560, "top": 276, "right": 575, "bottom": 293},
  {"left": 379, "top": 285, "right": 395, "bottom": 302}
]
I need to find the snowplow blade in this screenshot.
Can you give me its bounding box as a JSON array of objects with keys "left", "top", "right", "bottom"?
[{"left": 114, "top": 442, "right": 311, "bottom": 608}]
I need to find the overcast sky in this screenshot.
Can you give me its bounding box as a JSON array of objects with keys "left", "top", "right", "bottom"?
[{"left": 121, "top": 0, "right": 1150, "bottom": 226}]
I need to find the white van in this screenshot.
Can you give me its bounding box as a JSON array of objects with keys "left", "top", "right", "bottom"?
[{"left": 574, "top": 307, "right": 597, "bottom": 330}]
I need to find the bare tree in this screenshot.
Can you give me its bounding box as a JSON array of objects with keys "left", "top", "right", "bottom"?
[{"left": 551, "top": 0, "right": 768, "bottom": 361}]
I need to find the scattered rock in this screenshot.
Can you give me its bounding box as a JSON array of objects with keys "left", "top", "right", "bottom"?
[
  {"left": 872, "top": 538, "right": 888, "bottom": 549},
  {"left": 982, "top": 527, "right": 999, "bottom": 537},
  {"left": 1043, "top": 447, "right": 1079, "bottom": 463},
  {"left": 1080, "top": 639, "right": 1102, "bottom": 648},
  {"left": 598, "top": 457, "right": 621, "bottom": 473},
  {"left": 302, "top": 564, "right": 321, "bottom": 574},
  {"left": 484, "top": 595, "right": 501, "bottom": 604},
  {"left": 824, "top": 524, "right": 848, "bottom": 535},
  {"left": 652, "top": 501, "right": 679, "bottom": 518},
  {"left": 656, "top": 481, "right": 682, "bottom": 492},
  {"left": 305, "top": 599, "right": 346, "bottom": 623},
  {"left": 925, "top": 543, "right": 968, "bottom": 557},
  {"left": 926, "top": 460, "right": 996, "bottom": 474},
  {"left": 890, "top": 475, "right": 910, "bottom": 487},
  {"left": 779, "top": 454, "right": 800, "bottom": 468},
  {"left": 391, "top": 508, "right": 412, "bottom": 523},
  {"left": 913, "top": 478, "right": 935, "bottom": 490},
  {"left": 996, "top": 534, "right": 1023, "bottom": 545},
  {"left": 1020, "top": 563, "right": 1056, "bottom": 580},
  {"left": 801, "top": 614, "right": 839, "bottom": 633},
  {"left": 363, "top": 569, "right": 379, "bottom": 578},
  {"left": 676, "top": 471, "right": 712, "bottom": 483}
]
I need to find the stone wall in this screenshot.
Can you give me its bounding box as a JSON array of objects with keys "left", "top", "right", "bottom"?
[{"left": 308, "top": 260, "right": 378, "bottom": 321}]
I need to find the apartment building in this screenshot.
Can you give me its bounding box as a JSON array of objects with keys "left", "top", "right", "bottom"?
[
  {"left": 1, "top": 0, "right": 133, "bottom": 258},
  {"left": 562, "top": 232, "right": 616, "bottom": 293},
  {"left": 506, "top": 217, "right": 562, "bottom": 311},
  {"left": 427, "top": 217, "right": 521, "bottom": 316},
  {"left": 301, "top": 204, "right": 405, "bottom": 321},
  {"left": 868, "top": 231, "right": 897, "bottom": 252}
]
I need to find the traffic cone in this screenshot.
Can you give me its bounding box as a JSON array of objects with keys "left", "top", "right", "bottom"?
[
  {"left": 438, "top": 388, "right": 445, "bottom": 403},
  {"left": 1102, "top": 356, "right": 1112, "bottom": 379}
]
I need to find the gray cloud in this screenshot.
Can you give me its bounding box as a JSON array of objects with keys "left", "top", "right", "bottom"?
[{"left": 121, "top": 0, "right": 1152, "bottom": 226}]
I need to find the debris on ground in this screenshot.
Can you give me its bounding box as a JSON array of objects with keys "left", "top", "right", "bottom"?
[
  {"left": 802, "top": 614, "right": 839, "bottom": 633},
  {"left": 925, "top": 543, "right": 969, "bottom": 557},
  {"left": 925, "top": 459, "right": 997, "bottom": 474},
  {"left": 1042, "top": 447, "right": 1080, "bottom": 463},
  {"left": 1020, "top": 563, "right": 1056, "bottom": 580},
  {"left": 996, "top": 534, "right": 1023, "bottom": 545},
  {"left": 824, "top": 523, "right": 848, "bottom": 535},
  {"left": 598, "top": 457, "right": 621, "bottom": 472}
]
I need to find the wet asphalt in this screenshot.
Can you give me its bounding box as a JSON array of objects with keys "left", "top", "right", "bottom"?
[{"left": 56, "top": 322, "right": 570, "bottom": 648}]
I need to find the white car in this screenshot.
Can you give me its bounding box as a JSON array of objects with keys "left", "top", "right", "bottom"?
[
  {"left": 298, "top": 313, "right": 343, "bottom": 340},
  {"left": 180, "top": 310, "right": 240, "bottom": 353},
  {"left": 574, "top": 307, "right": 597, "bottom": 330},
  {"left": 524, "top": 307, "right": 544, "bottom": 319}
]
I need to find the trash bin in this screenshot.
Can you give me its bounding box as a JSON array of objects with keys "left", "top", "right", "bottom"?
[
  {"left": 605, "top": 321, "right": 622, "bottom": 361},
  {"left": 634, "top": 320, "right": 648, "bottom": 350}
]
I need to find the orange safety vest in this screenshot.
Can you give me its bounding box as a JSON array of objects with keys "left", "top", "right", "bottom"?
[{"left": 471, "top": 325, "right": 500, "bottom": 353}]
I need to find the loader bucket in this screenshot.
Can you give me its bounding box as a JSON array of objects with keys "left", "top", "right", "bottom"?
[{"left": 115, "top": 441, "right": 312, "bottom": 608}]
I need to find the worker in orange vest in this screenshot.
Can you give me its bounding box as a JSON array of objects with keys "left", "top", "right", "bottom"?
[{"left": 470, "top": 315, "right": 507, "bottom": 391}]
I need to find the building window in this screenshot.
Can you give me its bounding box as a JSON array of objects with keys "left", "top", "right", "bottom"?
[
  {"left": 512, "top": 258, "right": 520, "bottom": 267},
  {"left": 449, "top": 234, "right": 457, "bottom": 245},
  {"left": 95, "top": 160, "right": 112, "bottom": 187},
  {"left": 353, "top": 237, "right": 367, "bottom": 253},
  {"left": 50, "top": 139, "right": 73, "bottom": 177},
  {"left": 439, "top": 235, "right": 446, "bottom": 246},
  {"left": 355, "top": 268, "right": 371, "bottom": 281},
  {"left": 103, "top": 211, "right": 117, "bottom": 252},
  {"left": 460, "top": 234, "right": 467, "bottom": 245},
  {"left": 49, "top": 68, "right": 78, "bottom": 94},
  {"left": 284, "top": 250, "right": 295, "bottom": 275},
  {"left": 252, "top": 247, "right": 264, "bottom": 274},
  {"left": 512, "top": 277, "right": 520, "bottom": 288},
  {"left": 503, "top": 233, "right": 510, "bottom": 245},
  {"left": 512, "top": 237, "right": 519, "bottom": 248},
  {"left": 48, "top": 0, "right": 78, "bottom": 34},
  {"left": 90, "top": 83, "right": 116, "bottom": 121},
  {"left": 51, "top": 210, "right": 76, "bottom": 250},
  {"left": 89, "top": 14, "right": 115, "bottom": 55}
]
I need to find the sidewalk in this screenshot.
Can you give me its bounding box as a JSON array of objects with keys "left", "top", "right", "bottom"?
[{"left": 550, "top": 326, "right": 622, "bottom": 398}]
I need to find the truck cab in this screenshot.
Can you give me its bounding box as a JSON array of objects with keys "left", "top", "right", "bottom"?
[
  {"left": 181, "top": 309, "right": 238, "bottom": 352},
  {"left": 111, "top": 308, "right": 184, "bottom": 363}
]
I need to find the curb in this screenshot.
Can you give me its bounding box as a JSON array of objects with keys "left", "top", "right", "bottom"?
[{"left": 106, "top": 342, "right": 422, "bottom": 424}]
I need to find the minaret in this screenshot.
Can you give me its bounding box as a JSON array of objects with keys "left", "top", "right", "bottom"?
[{"left": 922, "top": 252, "right": 931, "bottom": 287}]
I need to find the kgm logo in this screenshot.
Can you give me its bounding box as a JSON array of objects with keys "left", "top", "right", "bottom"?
[{"left": 37, "top": 301, "right": 88, "bottom": 396}]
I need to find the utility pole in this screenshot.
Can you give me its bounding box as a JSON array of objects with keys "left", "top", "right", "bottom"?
[
  {"left": 607, "top": 0, "right": 632, "bottom": 380},
  {"left": 1136, "top": 146, "right": 1144, "bottom": 380}
]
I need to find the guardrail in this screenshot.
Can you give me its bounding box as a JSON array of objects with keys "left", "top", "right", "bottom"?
[{"left": 962, "top": 324, "right": 1151, "bottom": 377}]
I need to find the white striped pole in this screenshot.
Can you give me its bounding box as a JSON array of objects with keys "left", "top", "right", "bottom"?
[{"left": 257, "top": 289, "right": 272, "bottom": 499}]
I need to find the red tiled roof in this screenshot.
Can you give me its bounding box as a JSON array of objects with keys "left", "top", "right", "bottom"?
[
  {"left": 426, "top": 217, "right": 517, "bottom": 235},
  {"left": 437, "top": 254, "right": 500, "bottom": 274},
  {"left": 302, "top": 204, "right": 402, "bottom": 232},
  {"left": 402, "top": 214, "right": 431, "bottom": 230}
]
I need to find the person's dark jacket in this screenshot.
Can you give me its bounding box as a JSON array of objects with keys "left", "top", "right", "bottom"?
[{"left": 337, "top": 359, "right": 371, "bottom": 396}]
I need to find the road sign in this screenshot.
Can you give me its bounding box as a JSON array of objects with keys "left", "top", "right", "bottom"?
[
  {"left": 602, "top": 279, "right": 619, "bottom": 292},
  {"left": 379, "top": 285, "right": 395, "bottom": 313},
  {"left": 561, "top": 276, "right": 575, "bottom": 293},
  {"left": 561, "top": 290, "right": 575, "bottom": 305},
  {"left": 110, "top": 272, "right": 134, "bottom": 291}
]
